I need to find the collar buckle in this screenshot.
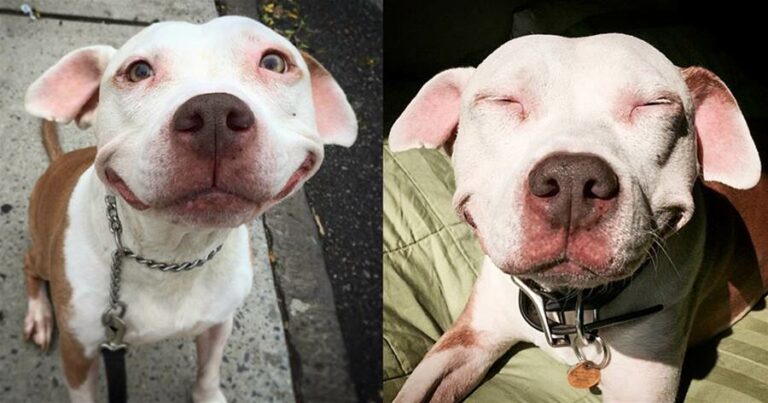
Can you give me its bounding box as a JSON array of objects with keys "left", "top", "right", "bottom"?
[{"left": 513, "top": 276, "right": 572, "bottom": 347}]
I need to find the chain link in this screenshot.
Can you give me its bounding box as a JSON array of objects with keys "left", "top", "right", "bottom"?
[{"left": 102, "top": 195, "right": 223, "bottom": 346}]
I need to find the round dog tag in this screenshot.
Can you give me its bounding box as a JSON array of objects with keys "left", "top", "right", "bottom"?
[{"left": 567, "top": 361, "right": 601, "bottom": 389}]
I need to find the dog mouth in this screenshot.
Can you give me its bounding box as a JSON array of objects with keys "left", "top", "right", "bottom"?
[
  {"left": 105, "top": 168, "right": 150, "bottom": 210},
  {"left": 104, "top": 153, "right": 317, "bottom": 215},
  {"left": 513, "top": 244, "right": 653, "bottom": 288},
  {"left": 167, "top": 187, "right": 258, "bottom": 216}
]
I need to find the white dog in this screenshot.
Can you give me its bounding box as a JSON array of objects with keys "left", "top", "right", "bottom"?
[
  {"left": 22, "top": 16, "right": 356, "bottom": 402},
  {"left": 389, "top": 33, "right": 766, "bottom": 402}
]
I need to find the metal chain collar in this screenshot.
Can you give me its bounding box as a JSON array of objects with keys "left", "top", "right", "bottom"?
[{"left": 101, "top": 194, "right": 223, "bottom": 350}]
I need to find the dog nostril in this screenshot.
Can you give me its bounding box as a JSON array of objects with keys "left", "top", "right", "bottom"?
[
  {"left": 226, "top": 109, "right": 255, "bottom": 131},
  {"left": 541, "top": 178, "right": 560, "bottom": 197},
  {"left": 530, "top": 177, "right": 560, "bottom": 198},
  {"left": 174, "top": 112, "right": 204, "bottom": 132},
  {"left": 584, "top": 174, "right": 619, "bottom": 199}
]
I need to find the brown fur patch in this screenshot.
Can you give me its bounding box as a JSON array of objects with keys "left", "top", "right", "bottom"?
[
  {"left": 689, "top": 176, "right": 768, "bottom": 345},
  {"left": 26, "top": 146, "right": 97, "bottom": 387},
  {"left": 433, "top": 326, "right": 477, "bottom": 353},
  {"left": 433, "top": 292, "right": 478, "bottom": 353},
  {"left": 681, "top": 66, "right": 736, "bottom": 107}
]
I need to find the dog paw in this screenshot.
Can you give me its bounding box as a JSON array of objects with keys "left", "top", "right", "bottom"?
[
  {"left": 23, "top": 295, "right": 54, "bottom": 351},
  {"left": 192, "top": 384, "right": 227, "bottom": 403}
]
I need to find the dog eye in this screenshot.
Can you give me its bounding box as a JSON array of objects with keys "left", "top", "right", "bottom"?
[
  {"left": 642, "top": 98, "right": 673, "bottom": 106},
  {"left": 456, "top": 197, "right": 477, "bottom": 229},
  {"left": 260, "top": 53, "right": 287, "bottom": 73},
  {"left": 127, "top": 61, "right": 153, "bottom": 82}
]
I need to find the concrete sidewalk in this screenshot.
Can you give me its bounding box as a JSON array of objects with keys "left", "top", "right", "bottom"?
[{"left": 0, "top": 1, "right": 296, "bottom": 401}]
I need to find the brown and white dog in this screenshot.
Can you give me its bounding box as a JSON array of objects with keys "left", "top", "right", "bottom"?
[
  {"left": 389, "top": 34, "right": 767, "bottom": 402},
  {"left": 22, "top": 16, "right": 356, "bottom": 402}
]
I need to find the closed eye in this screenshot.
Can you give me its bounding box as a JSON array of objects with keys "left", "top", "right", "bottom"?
[
  {"left": 642, "top": 98, "right": 674, "bottom": 106},
  {"left": 488, "top": 97, "right": 521, "bottom": 105},
  {"left": 479, "top": 96, "right": 527, "bottom": 119}
]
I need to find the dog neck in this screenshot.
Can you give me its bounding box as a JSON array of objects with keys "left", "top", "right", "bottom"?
[{"left": 83, "top": 168, "right": 233, "bottom": 263}]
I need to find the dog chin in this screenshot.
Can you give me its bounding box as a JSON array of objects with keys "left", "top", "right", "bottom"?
[
  {"left": 160, "top": 190, "right": 264, "bottom": 228},
  {"left": 503, "top": 258, "right": 642, "bottom": 290}
]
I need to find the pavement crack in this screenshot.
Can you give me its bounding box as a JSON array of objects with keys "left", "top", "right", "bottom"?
[{"left": 0, "top": 8, "right": 154, "bottom": 26}]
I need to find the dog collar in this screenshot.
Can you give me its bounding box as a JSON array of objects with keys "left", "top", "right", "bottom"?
[
  {"left": 100, "top": 194, "right": 224, "bottom": 403},
  {"left": 513, "top": 265, "right": 663, "bottom": 348}
]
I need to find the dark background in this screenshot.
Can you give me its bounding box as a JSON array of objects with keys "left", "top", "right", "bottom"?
[
  {"left": 384, "top": 0, "right": 768, "bottom": 160},
  {"left": 384, "top": 1, "right": 767, "bottom": 401}
]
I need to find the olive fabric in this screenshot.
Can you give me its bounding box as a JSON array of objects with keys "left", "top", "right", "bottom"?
[{"left": 383, "top": 144, "right": 768, "bottom": 402}]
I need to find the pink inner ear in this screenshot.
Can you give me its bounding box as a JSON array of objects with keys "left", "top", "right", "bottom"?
[
  {"left": 25, "top": 46, "right": 113, "bottom": 123},
  {"left": 41, "top": 59, "right": 100, "bottom": 119},
  {"left": 388, "top": 68, "right": 474, "bottom": 152},
  {"left": 301, "top": 52, "right": 357, "bottom": 147},
  {"left": 311, "top": 71, "right": 357, "bottom": 147},
  {"left": 696, "top": 94, "right": 752, "bottom": 180},
  {"left": 684, "top": 66, "right": 761, "bottom": 189},
  {"left": 392, "top": 85, "right": 461, "bottom": 149}
]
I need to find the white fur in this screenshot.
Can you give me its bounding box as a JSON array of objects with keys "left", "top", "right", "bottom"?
[
  {"left": 391, "top": 34, "right": 756, "bottom": 402},
  {"left": 193, "top": 317, "right": 234, "bottom": 403},
  {"left": 22, "top": 16, "right": 358, "bottom": 400},
  {"left": 67, "top": 360, "right": 99, "bottom": 403},
  {"left": 65, "top": 167, "right": 253, "bottom": 357},
  {"left": 397, "top": 189, "right": 708, "bottom": 402},
  {"left": 90, "top": 17, "right": 327, "bottom": 212},
  {"left": 24, "top": 286, "right": 54, "bottom": 350},
  {"left": 446, "top": 34, "right": 698, "bottom": 287}
]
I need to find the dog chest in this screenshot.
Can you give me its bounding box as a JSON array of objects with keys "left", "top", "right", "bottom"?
[{"left": 62, "top": 200, "right": 254, "bottom": 355}]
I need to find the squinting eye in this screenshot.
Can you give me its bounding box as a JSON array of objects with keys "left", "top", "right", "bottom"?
[
  {"left": 260, "top": 53, "right": 287, "bottom": 73},
  {"left": 127, "top": 61, "right": 153, "bottom": 82},
  {"left": 643, "top": 98, "right": 673, "bottom": 106}
]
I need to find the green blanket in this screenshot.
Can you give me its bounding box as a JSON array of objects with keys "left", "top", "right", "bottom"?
[{"left": 383, "top": 144, "right": 768, "bottom": 402}]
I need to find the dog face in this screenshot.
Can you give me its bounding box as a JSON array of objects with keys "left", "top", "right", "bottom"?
[
  {"left": 390, "top": 34, "right": 760, "bottom": 289},
  {"left": 26, "top": 16, "right": 357, "bottom": 227}
]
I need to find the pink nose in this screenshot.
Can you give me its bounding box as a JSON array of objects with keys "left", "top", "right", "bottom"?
[
  {"left": 527, "top": 153, "right": 619, "bottom": 229},
  {"left": 171, "top": 93, "right": 255, "bottom": 157}
]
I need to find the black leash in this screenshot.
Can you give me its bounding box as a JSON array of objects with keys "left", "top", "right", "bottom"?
[{"left": 102, "top": 347, "right": 128, "bottom": 403}]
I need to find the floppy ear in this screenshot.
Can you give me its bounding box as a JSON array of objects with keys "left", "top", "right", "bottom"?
[
  {"left": 300, "top": 51, "right": 358, "bottom": 147},
  {"left": 682, "top": 66, "right": 761, "bottom": 189},
  {"left": 388, "top": 67, "right": 475, "bottom": 152},
  {"left": 25, "top": 45, "right": 116, "bottom": 129}
]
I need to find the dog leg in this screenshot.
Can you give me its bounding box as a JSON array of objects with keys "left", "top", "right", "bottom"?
[
  {"left": 23, "top": 251, "right": 54, "bottom": 351},
  {"left": 60, "top": 331, "right": 99, "bottom": 403},
  {"left": 395, "top": 259, "right": 524, "bottom": 403},
  {"left": 193, "top": 316, "right": 234, "bottom": 403}
]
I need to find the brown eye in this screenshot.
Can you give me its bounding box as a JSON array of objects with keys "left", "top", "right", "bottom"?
[
  {"left": 260, "top": 53, "right": 287, "bottom": 73},
  {"left": 127, "top": 61, "right": 153, "bottom": 82}
]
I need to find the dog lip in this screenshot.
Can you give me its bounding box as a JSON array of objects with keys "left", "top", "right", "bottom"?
[
  {"left": 272, "top": 153, "right": 316, "bottom": 201},
  {"left": 169, "top": 187, "right": 254, "bottom": 206},
  {"left": 518, "top": 256, "right": 606, "bottom": 277},
  {"left": 105, "top": 168, "right": 150, "bottom": 210}
]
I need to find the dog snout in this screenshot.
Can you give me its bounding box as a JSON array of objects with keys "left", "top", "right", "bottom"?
[
  {"left": 171, "top": 93, "right": 255, "bottom": 156},
  {"left": 527, "top": 153, "right": 619, "bottom": 228}
]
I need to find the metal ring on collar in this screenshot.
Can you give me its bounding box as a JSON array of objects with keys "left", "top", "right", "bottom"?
[{"left": 572, "top": 333, "right": 611, "bottom": 369}]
